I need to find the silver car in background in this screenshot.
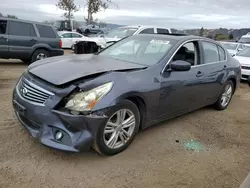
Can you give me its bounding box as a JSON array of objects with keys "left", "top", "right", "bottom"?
[{"left": 219, "top": 41, "right": 246, "bottom": 56}]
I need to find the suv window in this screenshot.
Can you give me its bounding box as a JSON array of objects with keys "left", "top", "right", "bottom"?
[
  {"left": 36, "top": 24, "right": 56, "bottom": 38},
  {"left": 0, "top": 20, "right": 7, "bottom": 34},
  {"left": 139, "top": 28, "right": 154, "bottom": 34},
  {"left": 157, "top": 28, "right": 169, "bottom": 34},
  {"left": 218, "top": 46, "right": 226, "bottom": 61},
  {"left": 172, "top": 42, "right": 198, "bottom": 66},
  {"left": 201, "top": 41, "right": 219, "bottom": 64},
  {"left": 9, "top": 21, "right": 36, "bottom": 37}
]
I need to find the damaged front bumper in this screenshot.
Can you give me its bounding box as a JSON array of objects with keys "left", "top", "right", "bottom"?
[{"left": 12, "top": 77, "right": 108, "bottom": 152}]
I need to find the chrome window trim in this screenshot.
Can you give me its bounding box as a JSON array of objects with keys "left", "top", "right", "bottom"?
[{"left": 161, "top": 38, "right": 228, "bottom": 74}]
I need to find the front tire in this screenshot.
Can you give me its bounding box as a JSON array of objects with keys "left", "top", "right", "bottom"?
[
  {"left": 214, "top": 80, "right": 234, "bottom": 110},
  {"left": 93, "top": 100, "right": 140, "bottom": 156}
]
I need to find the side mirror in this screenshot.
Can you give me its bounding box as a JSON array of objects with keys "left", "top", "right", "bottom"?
[{"left": 169, "top": 60, "right": 191, "bottom": 71}]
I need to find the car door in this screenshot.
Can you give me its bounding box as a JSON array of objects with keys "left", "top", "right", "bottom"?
[
  {"left": 8, "top": 20, "right": 37, "bottom": 59},
  {"left": 0, "top": 19, "right": 8, "bottom": 58},
  {"left": 159, "top": 40, "right": 206, "bottom": 119},
  {"left": 61, "top": 33, "right": 73, "bottom": 48},
  {"left": 196, "top": 41, "right": 227, "bottom": 105}
]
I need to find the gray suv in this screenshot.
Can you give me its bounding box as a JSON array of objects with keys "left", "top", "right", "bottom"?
[{"left": 0, "top": 18, "right": 64, "bottom": 63}]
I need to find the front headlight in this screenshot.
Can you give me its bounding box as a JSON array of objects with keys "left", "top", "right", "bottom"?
[{"left": 65, "top": 82, "right": 113, "bottom": 112}]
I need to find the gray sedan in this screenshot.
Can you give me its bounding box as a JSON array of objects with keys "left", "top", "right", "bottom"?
[{"left": 12, "top": 34, "right": 241, "bottom": 156}]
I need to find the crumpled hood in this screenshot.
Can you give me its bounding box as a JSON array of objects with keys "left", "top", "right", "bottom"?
[{"left": 28, "top": 54, "right": 146, "bottom": 86}]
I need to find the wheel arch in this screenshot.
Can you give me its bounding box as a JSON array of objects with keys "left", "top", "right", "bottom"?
[
  {"left": 125, "top": 95, "right": 147, "bottom": 130},
  {"left": 227, "top": 76, "right": 237, "bottom": 94}
]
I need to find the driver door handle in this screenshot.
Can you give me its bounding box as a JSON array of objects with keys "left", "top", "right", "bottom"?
[{"left": 196, "top": 71, "right": 204, "bottom": 77}]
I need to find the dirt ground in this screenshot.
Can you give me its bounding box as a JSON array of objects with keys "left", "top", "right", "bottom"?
[{"left": 0, "top": 55, "right": 250, "bottom": 188}]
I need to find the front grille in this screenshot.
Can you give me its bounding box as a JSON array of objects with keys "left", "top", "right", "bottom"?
[
  {"left": 18, "top": 78, "right": 53, "bottom": 105},
  {"left": 241, "top": 66, "right": 250, "bottom": 70},
  {"left": 242, "top": 74, "right": 249, "bottom": 79}
]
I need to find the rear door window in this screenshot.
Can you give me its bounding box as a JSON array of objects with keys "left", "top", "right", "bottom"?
[
  {"left": 157, "top": 28, "right": 169, "bottom": 34},
  {"left": 201, "top": 41, "right": 220, "bottom": 64},
  {"left": 62, "top": 33, "right": 72, "bottom": 38},
  {"left": 0, "top": 20, "right": 7, "bottom": 34},
  {"left": 72, "top": 33, "right": 82, "bottom": 38},
  {"left": 9, "top": 21, "right": 36, "bottom": 37},
  {"left": 139, "top": 28, "right": 154, "bottom": 34},
  {"left": 36, "top": 24, "right": 56, "bottom": 38}
]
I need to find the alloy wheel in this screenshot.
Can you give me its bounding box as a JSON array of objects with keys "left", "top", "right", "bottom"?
[
  {"left": 36, "top": 53, "right": 47, "bottom": 60},
  {"left": 103, "top": 109, "right": 136, "bottom": 149},
  {"left": 220, "top": 84, "right": 233, "bottom": 107}
]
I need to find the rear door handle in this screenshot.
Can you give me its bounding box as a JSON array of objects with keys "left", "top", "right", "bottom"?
[
  {"left": 196, "top": 71, "right": 204, "bottom": 77},
  {"left": 0, "top": 36, "right": 7, "bottom": 39},
  {"left": 223, "top": 65, "right": 227, "bottom": 69}
]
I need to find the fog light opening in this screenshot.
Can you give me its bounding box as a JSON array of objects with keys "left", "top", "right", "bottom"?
[{"left": 55, "top": 131, "right": 63, "bottom": 141}]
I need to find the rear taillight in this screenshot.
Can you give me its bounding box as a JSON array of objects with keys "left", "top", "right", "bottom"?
[{"left": 59, "top": 40, "right": 62, "bottom": 48}]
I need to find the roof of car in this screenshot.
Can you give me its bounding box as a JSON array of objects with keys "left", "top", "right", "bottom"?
[
  {"left": 120, "top": 25, "right": 171, "bottom": 29},
  {"left": 132, "top": 33, "right": 204, "bottom": 41},
  {"left": 0, "top": 17, "right": 52, "bottom": 26}
]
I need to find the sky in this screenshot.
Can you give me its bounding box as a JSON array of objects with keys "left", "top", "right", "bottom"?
[{"left": 1, "top": 0, "right": 250, "bottom": 29}]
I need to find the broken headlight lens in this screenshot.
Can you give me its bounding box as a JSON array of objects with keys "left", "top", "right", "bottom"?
[{"left": 65, "top": 82, "right": 113, "bottom": 112}]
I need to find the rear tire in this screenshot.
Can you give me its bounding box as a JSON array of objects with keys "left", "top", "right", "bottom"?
[
  {"left": 214, "top": 80, "right": 234, "bottom": 110},
  {"left": 31, "top": 49, "right": 50, "bottom": 63},
  {"left": 93, "top": 100, "right": 140, "bottom": 156}
]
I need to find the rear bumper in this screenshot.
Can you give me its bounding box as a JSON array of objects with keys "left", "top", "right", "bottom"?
[{"left": 50, "top": 49, "right": 64, "bottom": 57}]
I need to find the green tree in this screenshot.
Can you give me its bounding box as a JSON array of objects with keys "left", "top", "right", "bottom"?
[
  {"left": 215, "top": 33, "right": 228, "bottom": 41},
  {"left": 6, "top": 15, "right": 18, "bottom": 19},
  {"left": 85, "top": 0, "right": 117, "bottom": 24},
  {"left": 0, "top": 12, "right": 3, "bottom": 17},
  {"left": 56, "top": 0, "right": 79, "bottom": 20},
  {"left": 229, "top": 33, "right": 234, "bottom": 40},
  {"left": 199, "top": 27, "right": 204, "bottom": 36}
]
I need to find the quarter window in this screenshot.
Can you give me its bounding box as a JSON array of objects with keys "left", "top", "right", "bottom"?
[
  {"left": 139, "top": 28, "right": 154, "bottom": 34},
  {"left": 36, "top": 24, "right": 56, "bottom": 38},
  {"left": 218, "top": 46, "right": 226, "bottom": 61},
  {"left": 0, "top": 20, "right": 7, "bottom": 34},
  {"left": 201, "top": 41, "right": 219, "bottom": 64},
  {"left": 9, "top": 21, "right": 36, "bottom": 37}
]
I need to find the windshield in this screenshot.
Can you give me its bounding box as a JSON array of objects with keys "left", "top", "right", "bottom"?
[
  {"left": 221, "top": 43, "right": 238, "bottom": 50},
  {"left": 99, "top": 36, "right": 176, "bottom": 66},
  {"left": 236, "top": 48, "right": 250, "bottom": 57},
  {"left": 238, "top": 37, "right": 250, "bottom": 44},
  {"left": 105, "top": 27, "right": 138, "bottom": 38}
]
